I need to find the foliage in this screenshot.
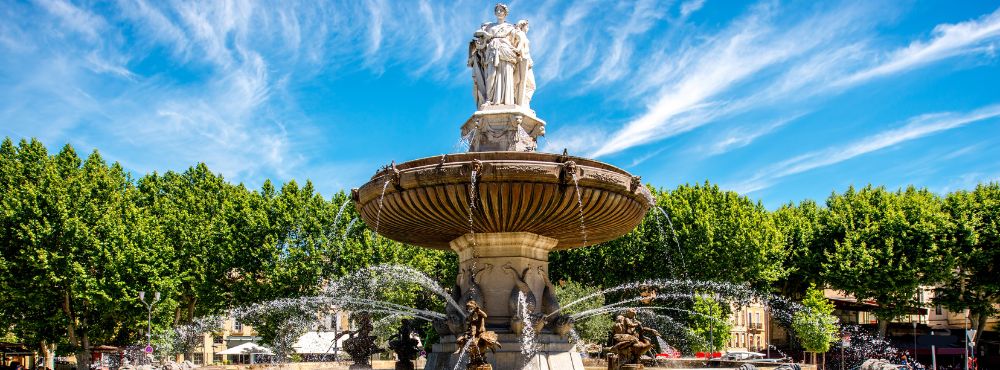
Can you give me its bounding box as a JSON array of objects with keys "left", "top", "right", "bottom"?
[
  {"left": 792, "top": 285, "right": 838, "bottom": 353},
  {"left": 773, "top": 200, "right": 826, "bottom": 299},
  {"left": 688, "top": 295, "right": 731, "bottom": 353},
  {"left": 553, "top": 280, "right": 613, "bottom": 345},
  {"left": 821, "top": 186, "right": 955, "bottom": 336},
  {"left": 551, "top": 182, "right": 787, "bottom": 289},
  {"left": 935, "top": 183, "right": 1000, "bottom": 342}
]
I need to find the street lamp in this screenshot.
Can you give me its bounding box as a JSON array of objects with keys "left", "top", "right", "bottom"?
[{"left": 138, "top": 291, "right": 161, "bottom": 347}]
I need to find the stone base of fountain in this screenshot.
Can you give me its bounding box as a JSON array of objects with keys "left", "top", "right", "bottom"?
[
  {"left": 460, "top": 106, "right": 545, "bottom": 152},
  {"left": 424, "top": 333, "right": 585, "bottom": 370}
]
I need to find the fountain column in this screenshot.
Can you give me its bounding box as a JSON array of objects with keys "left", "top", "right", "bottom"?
[{"left": 450, "top": 232, "right": 555, "bottom": 327}]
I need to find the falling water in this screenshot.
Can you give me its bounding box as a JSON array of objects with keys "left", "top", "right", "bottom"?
[
  {"left": 342, "top": 217, "right": 358, "bottom": 243},
  {"left": 654, "top": 206, "right": 689, "bottom": 280},
  {"left": 459, "top": 127, "right": 478, "bottom": 152},
  {"left": 374, "top": 179, "right": 391, "bottom": 237},
  {"left": 452, "top": 339, "right": 474, "bottom": 370},
  {"left": 334, "top": 198, "right": 351, "bottom": 227},
  {"left": 518, "top": 292, "right": 539, "bottom": 370},
  {"left": 467, "top": 165, "right": 482, "bottom": 290},
  {"left": 570, "top": 173, "right": 589, "bottom": 246}
]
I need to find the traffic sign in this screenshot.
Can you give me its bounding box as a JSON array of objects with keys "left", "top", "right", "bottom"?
[{"left": 144, "top": 345, "right": 154, "bottom": 354}]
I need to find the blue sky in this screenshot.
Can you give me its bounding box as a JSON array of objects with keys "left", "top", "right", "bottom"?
[{"left": 1, "top": 0, "right": 999, "bottom": 208}]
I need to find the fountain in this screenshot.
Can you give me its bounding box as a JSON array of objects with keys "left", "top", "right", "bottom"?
[
  {"left": 607, "top": 309, "right": 661, "bottom": 370},
  {"left": 388, "top": 319, "right": 424, "bottom": 370},
  {"left": 351, "top": 4, "right": 653, "bottom": 369},
  {"left": 333, "top": 313, "right": 385, "bottom": 369}
]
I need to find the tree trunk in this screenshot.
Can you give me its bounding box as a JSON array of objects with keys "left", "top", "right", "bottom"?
[
  {"left": 63, "top": 290, "right": 77, "bottom": 345},
  {"left": 877, "top": 319, "right": 889, "bottom": 338},
  {"left": 973, "top": 311, "right": 987, "bottom": 343},
  {"left": 75, "top": 333, "right": 91, "bottom": 370},
  {"left": 39, "top": 341, "right": 56, "bottom": 370},
  {"left": 186, "top": 297, "right": 197, "bottom": 322}
]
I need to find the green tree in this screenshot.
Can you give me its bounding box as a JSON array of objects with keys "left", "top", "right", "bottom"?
[
  {"left": 792, "top": 285, "right": 838, "bottom": 353},
  {"left": 688, "top": 295, "right": 731, "bottom": 353},
  {"left": 774, "top": 200, "right": 826, "bottom": 299},
  {"left": 935, "top": 183, "right": 1000, "bottom": 343},
  {"left": 822, "top": 186, "right": 954, "bottom": 337},
  {"left": 551, "top": 182, "right": 786, "bottom": 289},
  {"left": 0, "top": 140, "right": 179, "bottom": 369}
]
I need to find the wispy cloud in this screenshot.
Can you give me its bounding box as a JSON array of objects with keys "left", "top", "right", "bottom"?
[
  {"left": 585, "top": 4, "right": 1000, "bottom": 159},
  {"left": 729, "top": 104, "right": 1000, "bottom": 193},
  {"left": 680, "top": 0, "right": 706, "bottom": 19},
  {"left": 590, "top": 3, "right": 867, "bottom": 157},
  {"left": 702, "top": 114, "right": 803, "bottom": 156},
  {"left": 838, "top": 7, "right": 1000, "bottom": 86}
]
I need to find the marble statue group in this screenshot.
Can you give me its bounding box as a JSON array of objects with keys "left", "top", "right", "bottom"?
[{"left": 469, "top": 3, "right": 535, "bottom": 111}]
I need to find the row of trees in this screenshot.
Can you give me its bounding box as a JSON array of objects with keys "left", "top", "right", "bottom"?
[
  {"left": 550, "top": 181, "right": 998, "bottom": 342},
  {"left": 0, "top": 139, "right": 455, "bottom": 368},
  {"left": 1, "top": 137, "right": 997, "bottom": 361}
]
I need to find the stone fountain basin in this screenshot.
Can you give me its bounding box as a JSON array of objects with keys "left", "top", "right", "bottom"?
[{"left": 352, "top": 152, "right": 653, "bottom": 250}]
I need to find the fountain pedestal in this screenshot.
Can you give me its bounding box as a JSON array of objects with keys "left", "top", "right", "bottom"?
[
  {"left": 450, "top": 232, "right": 556, "bottom": 327},
  {"left": 422, "top": 232, "right": 585, "bottom": 370},
  {"left": 461, "top": 106, "right": 545, "bottom": 152}
]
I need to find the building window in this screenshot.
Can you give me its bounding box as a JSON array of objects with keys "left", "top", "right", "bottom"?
[
  {"left": 213, "top": 335, "right": 223, "bottom": 344},
  {"left": 233, "top": 321, "right": 242, "bottom": 332},
  {"left": 213, "top": 355, "right": 223, "bottom": 364},
  {"left": 193, "top": 354, "right": 204, "bottom": 365},
  {"left": 935, "top": 305, "right": 943, "bottom": 315}
]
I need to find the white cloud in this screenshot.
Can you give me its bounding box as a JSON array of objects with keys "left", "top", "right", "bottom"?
[
  {"left": 703, "top": 114, "right": 803, "bottom": 156},
  {"left": 680, "top": 0, "right": 706, "bottom": 19},
  {"left": 590, "top": 3, "right": 858, "bottom": 157},
  {"left": 730, "top": 104, "right": 1000, "bottom": 193},
  {"left": 839, "top": 6, "right": 1000, "bottom": 86},
  {"left": 580, "top": 4, "right": 1000, "bottom": 160}
]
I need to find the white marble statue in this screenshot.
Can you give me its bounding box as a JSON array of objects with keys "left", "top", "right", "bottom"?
[
  {"left": 470, "top": 3, "right": 535, "bottom": 111},
  {"left": 515, "top": 19, "right": 535, "bottom": 111}
]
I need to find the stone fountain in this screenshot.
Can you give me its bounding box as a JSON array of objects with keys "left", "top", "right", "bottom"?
[{"left": 351, "top": 4, "right": 653, "bottom": 369}]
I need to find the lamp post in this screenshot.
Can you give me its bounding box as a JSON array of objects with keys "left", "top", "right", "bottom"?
[
  {"left": 913, "top": 321, "right": 918, "bottom": 363},
  {"left": 138, "top": 291, "right": 161, "bottom": 347}
]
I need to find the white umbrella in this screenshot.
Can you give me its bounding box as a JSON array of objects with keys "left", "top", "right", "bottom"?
[
  {"left": 216, "top": 342, "right": 274, "bottom": 364},
  {"left": 217, "top": 342, "right": 274, "bottom": 355},
  {"left": 293, "top": 332, "right": 347, "bottom": 354}
]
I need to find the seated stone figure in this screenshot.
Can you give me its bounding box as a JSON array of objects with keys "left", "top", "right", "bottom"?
[
  {"left": 455, "top": 301, "right": 501, "bottom": 369},
  {"left": 607, "top": 309, "right": 660, "bottom": 370}
]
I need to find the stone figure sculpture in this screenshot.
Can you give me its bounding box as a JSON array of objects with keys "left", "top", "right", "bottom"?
[
  {"left": 334, "top": 313, "right": 385, "bottom": 369},
  {"left": 389, "top": 319, "right": 423, "bottom": 370},
  {"left": 515, "top": 19, "right": 535, "bottom": 111},
  {"left": 504, "top": 263, "right": 539, "bottom": 333},
  {"left": 455, "top": 301, "right": 501, "bottom": 370},
  {"left": 607, "top": 309, "right": 660, "bottom": 370},
  {"left": 470, "top": 3, "right": 534, "bottom": 110}
]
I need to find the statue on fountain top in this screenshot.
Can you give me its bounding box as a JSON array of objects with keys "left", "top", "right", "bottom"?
[
  {"left": 469, "top": 3, "right": 535, "bottom": 112},
  {"left": 455, "top": 301, "right": 501, "bottom": 370},
  {"left": 607, "top": 309, "right": 661, "bottom": 370},
  {"left": 463, "top": 3, "right": 546, "bottom": 152}
]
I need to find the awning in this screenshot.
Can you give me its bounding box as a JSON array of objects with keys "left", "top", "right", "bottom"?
[{"left": 216, "top": 342, "right": 274, "bottom": 355}]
